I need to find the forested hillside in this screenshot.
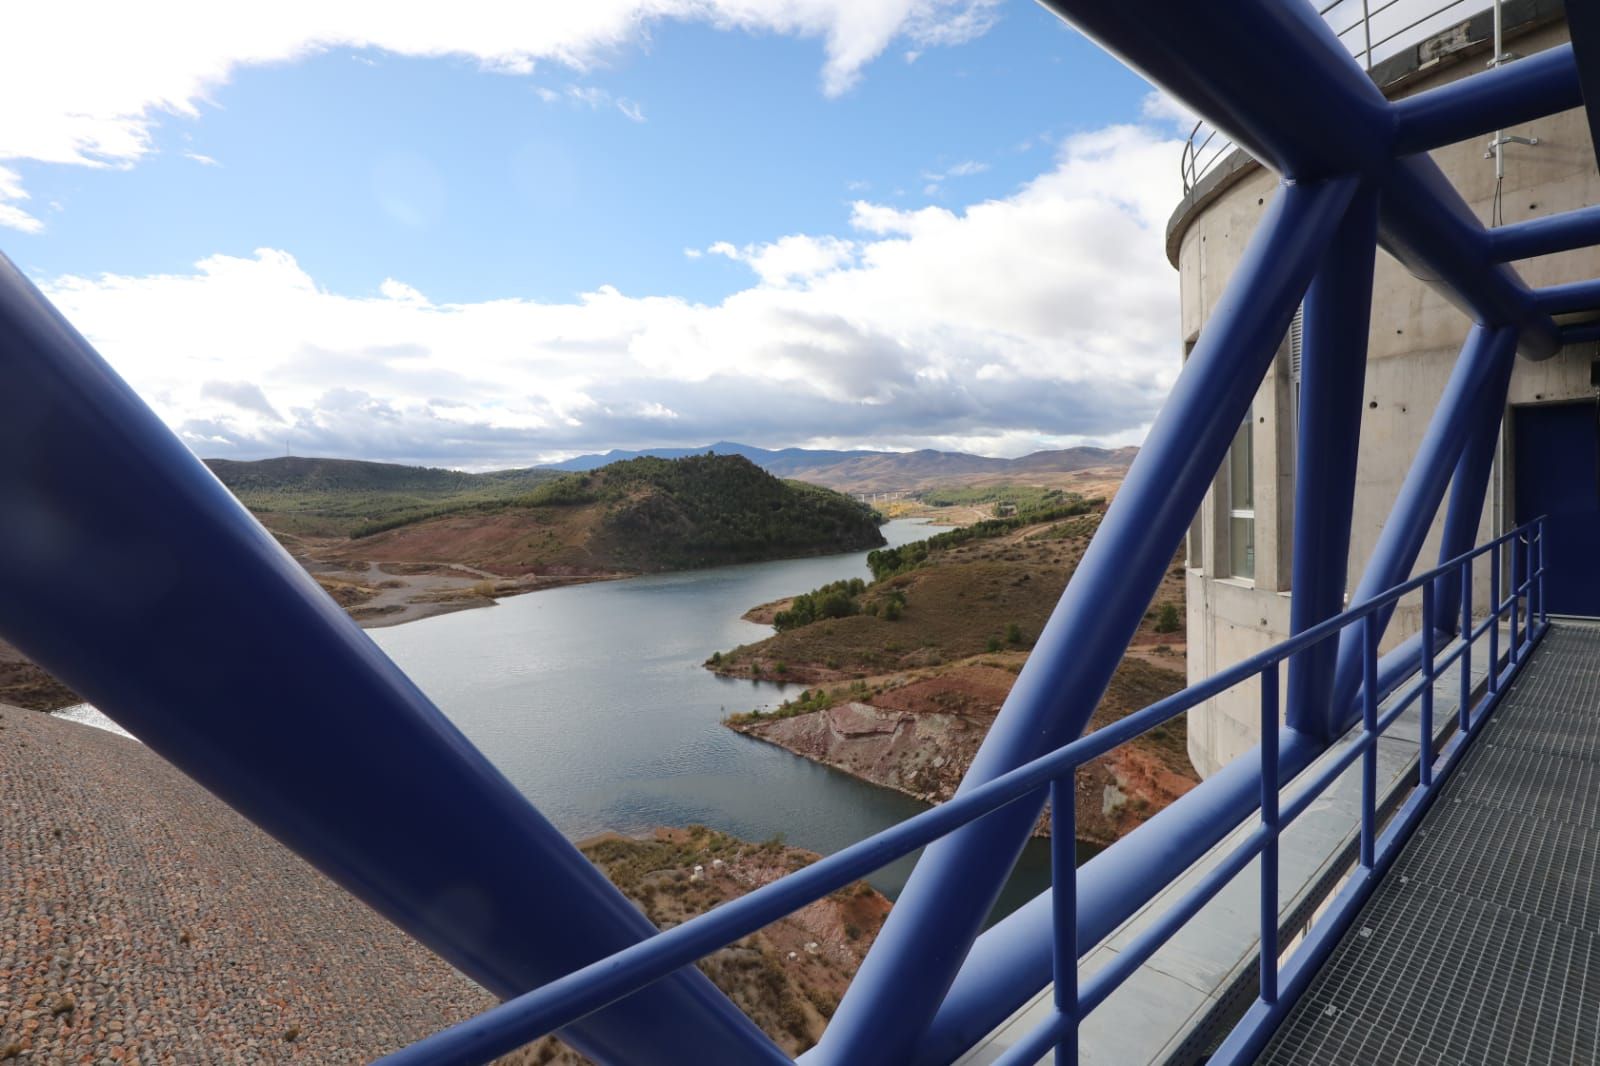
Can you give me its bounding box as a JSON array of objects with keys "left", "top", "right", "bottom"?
[
  {"left": 205, "top": 456, "right": 559, "bottom": 536},
  {"left": 337, "top": 454, "right": 886, "bottom": 574}
]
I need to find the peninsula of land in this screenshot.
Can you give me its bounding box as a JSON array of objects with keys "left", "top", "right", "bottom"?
[{"left": 709, "top": 488, "right": 1197, "bottom": 848}]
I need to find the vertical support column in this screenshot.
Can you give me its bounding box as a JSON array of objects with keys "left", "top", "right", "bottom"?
[
  {"left": 1324, "top": 324, "right": 1520, "bottom": 738},
  {"left": 1287, "top": 188, "right": 1378, "bottom": 734},
  {"left": 820, "top": 176, "right": 1361, "bottom": 1066}
]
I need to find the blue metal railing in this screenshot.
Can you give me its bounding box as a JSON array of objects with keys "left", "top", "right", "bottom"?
[
  {"left": 379, "top": 517, "right": 1547, "bottom": 1065},
  {"left": 1181, "top": 0, "right": 1502, "bottom": 193}
]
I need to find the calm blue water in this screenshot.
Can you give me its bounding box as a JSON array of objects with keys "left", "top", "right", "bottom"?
[{"left": 368, "top": 518, "right": 1058, "bottom": 916}]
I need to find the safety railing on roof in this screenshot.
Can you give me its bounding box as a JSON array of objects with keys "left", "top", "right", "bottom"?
[
  {"left": 376, "top": 517, "right": 1547, "bottom": 1066},
  {"left": 1182, "top": 0, "right": 1497, "bottom": 192}
]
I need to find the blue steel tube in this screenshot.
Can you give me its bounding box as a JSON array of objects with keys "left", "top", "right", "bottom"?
[
  {"left": 1037, "top": 0, "right": 1390, "bottom": 178},
  {"left": 1031, "top": 0, "right": 1560, "bottom": 360},
  {"left": 1286, "top": 187, "right": 1378, "bottom": 734},
  {"left": 1534, "top": 277, "right": 1600, "bottom": 314},
  {"left": 817, "top": 175, "right": 1359, "bottom": 1065},
  {"left": 1431, "top": 347, "right": 1517, "bottom": 630},
  {"left": 1561, "top": 322, "right": 1600, "bottom": 344},
  {"left": 1378, "top": 157, "right": 1559, "bottom": 359},
  {"left": 0, "top": 254, "right": 785, "bottom": 1066},
  {"left": 1324, "top": 324, "right": 1520, "bottom": 737},
  {"left": 1488, "top": 203, "right": 1600, "bottom": 262},
  {"left": 1390, "top": 43, "right": 1582, "bottom": 155}
]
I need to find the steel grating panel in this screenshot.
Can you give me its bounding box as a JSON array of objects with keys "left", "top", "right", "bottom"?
[
  {"left": 1448, "top": 743, "right": 1600, "bottom": 828},
  {"left": 1257, "top": 622, "right": 1600, "bottom": 1065},
  {"left": 1392, "top": 802, "right": 1600, "bottom": 935}
]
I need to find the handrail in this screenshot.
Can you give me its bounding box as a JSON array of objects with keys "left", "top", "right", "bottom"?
[
  {"left": 1182, "top": 0, "right": 1493, "bottom": 192},
  {"left": 377, "top": 516, "right": 1549, "bottom": 1065}
]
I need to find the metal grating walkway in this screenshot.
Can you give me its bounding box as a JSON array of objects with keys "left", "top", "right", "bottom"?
[{"left": 1256, "top": 622, "right": 1600, "bottom": 1065}]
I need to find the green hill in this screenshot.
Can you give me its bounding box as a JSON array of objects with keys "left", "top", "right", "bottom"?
[
  {"left": 204, "top": 456, "right": 560, "bottom": 537},
  {"left": 337, "top": 454, "right": 887, "bottom": 574}
]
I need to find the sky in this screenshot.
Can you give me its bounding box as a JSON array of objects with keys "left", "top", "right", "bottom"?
[{"left": 1, "top": 0, "right": 1195, "bottom": 468}]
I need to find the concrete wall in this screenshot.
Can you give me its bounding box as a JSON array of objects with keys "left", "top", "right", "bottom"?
[{"left": 1176, "top": 18, "right": 1600, "bottom": 778}]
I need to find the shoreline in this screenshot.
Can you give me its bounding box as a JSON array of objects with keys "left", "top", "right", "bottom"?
[
  {"left": 728, "top": 711, "right": 1057, "bottom": 839},
  {"left": 716, "top": 649, "right": 1196, "bottom": 849}
]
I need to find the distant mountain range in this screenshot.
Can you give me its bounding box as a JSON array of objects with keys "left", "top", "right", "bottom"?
[
  {"left": 542, "top": 442, "right": 875, "bottom": 475},
  {"left": 203, "top": 442, "right": 1139, "bottom": 519},
  {"left": 542, "top": 441, "right": 1137, "bottom": 492}
]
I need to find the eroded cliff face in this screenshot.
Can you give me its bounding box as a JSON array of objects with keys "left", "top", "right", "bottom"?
[
  {"left": 748, "top": 698, "right": 984, "bottom": 801},
  {"left": 732, "top": 655, "right": 1197, "bottom": 847}
]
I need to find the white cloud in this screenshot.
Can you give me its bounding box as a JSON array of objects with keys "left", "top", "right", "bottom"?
[
  {"left": 700, "top": 234, "right": 858, "bottom": 287},
  {"left": 920, "top": 158, "right": 988, "bottom": 198},
  {"left": 183, "top": 150, "right": 220, "bottom": 166},
  {"left": 35, "top": 124, "right": 1183, "bottom": 466},
  {"left": 0, "top": 166, "right": 43, "bottom": 233},
  {"left": 538, "top": 83, "right": 647, "bottom": 122},
  {"left": 0, "top": 1, "right": 1000, "bottom": 210},
  {"left": 566, "top": 85, "right": 612, "bottom": 109}
]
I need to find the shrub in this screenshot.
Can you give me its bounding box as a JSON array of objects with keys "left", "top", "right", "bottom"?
[
  {"left": 1005, "top": 622, "right": 1023, "bottom": 644},
  {"left": 986, "top": 636, "right": 1002, "bottom": 653},
  {"left": 1154, "top": 602, "right": 1182, "bottom": 633},
  {"left": 882, "top": 600, "right": 902, "bottom": 621},
  {"left": 774, "top": 577, "right": 867, "bottom": 631}
]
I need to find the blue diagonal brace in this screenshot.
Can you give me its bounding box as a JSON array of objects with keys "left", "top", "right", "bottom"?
[
  {"left": 1324, "top": 324, "right": 1520, "bottom": 737},
  {"left": 0, "top": 253, "right": 786, "bottom": 1066},
  {"left": 1433, "top": 358, "right": 1516, "bottom": 630},
  {"left": 815, "top": 174, "right": 1359, "bottom": 1066}
]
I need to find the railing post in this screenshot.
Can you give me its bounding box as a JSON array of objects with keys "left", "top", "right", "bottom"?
[
  {"left": 1361, "top": 0, "right": 1373, "bottom": 71},
  {"left": 1420, "top": 582, "right": 1435, "bottom": 788},
  {"left": 1539, "top": 516, "right": 1548, "bottom": 625},
  {"left": 1360, "top": 614, "right": 1378, "bottom": 870},
  {"left": 1259, "top": 664, "right": 1280, "bottom": 1004},
  {"left": 1050, "top": 777, "right": 1079, "bottom": 1065},
  {"left": 1460, "top": 558, "right": 1472, "bottom": 733},
  {"left": 1489, "top": 545, "right": 1501, "bottom": 698},
  {"left": 1525, "top": 526, "right": 1536, "bottom": 643},
  {"left": 1509, "top": 538, "right": 1521, "bottom": 664}
]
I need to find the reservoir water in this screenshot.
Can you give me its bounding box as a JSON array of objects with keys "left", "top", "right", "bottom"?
[{"left": 367, "top": 517, "right": 1059, "bottom": 920}]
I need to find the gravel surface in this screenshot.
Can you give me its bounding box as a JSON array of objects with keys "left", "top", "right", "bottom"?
[{"left": 0, "top": 704, "right": 515, "bottom": 1064}]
